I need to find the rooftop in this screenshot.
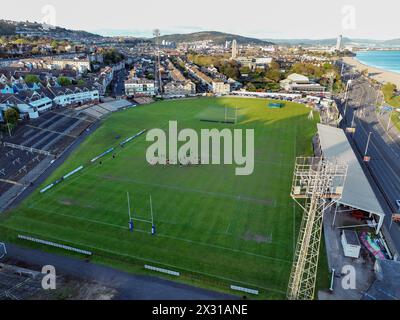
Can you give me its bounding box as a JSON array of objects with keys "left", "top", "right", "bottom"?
[
  {"left": 125, "top": 78, "right": 154, "bottom": 85},
  {"left": 287, "top": 73, "right": 310, "bottom": 83},
  {"left": 317, "top": 124, "right": 385, "bottom": 217}
]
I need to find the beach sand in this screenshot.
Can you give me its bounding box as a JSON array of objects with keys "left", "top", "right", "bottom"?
[{"left": 343, "top": 56, "right": 400, "bottom": 88}]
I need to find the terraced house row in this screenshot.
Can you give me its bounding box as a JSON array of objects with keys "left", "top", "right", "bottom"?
[{"left": 0, "top": 69, "right": 99, "bottom": 122}]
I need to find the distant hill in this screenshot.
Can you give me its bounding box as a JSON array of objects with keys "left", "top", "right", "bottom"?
[
  {"left": 0, "top": 20, "right": 16, "bottom": 35},
  {"left": 265, "top": 37, "right": 400, "bottom": 47},
  {"left": 383, "top": 39, "right": 400, "bottom": 46},
  {"left": 154, "top": 31, "right": 273, "bottom": 45},
  {"left": 0, "top": 19, "right": 102, "bottom": 40},
  {"left": 264, "top": 37, "right": 353, "bottom": 46},
  {"left": 263, "top": 38, "right": 320, "bottom": 46}
]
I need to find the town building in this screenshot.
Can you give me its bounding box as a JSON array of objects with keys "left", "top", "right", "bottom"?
[
  {"left": 50, "top": 86, "right": 99, "bottom": 107},
  {"left": 50, "top": 57, "right": 91, "bottom": 73},
  {"left": 12, "top": 56, "right": 92, "bottom": 73},
  {"left": 186, "top": 65, "right": 213, "bottom": 89},
  {"left": 280, "top": 73, "right": 325, "bottom": 92},
  {"left": 212, "top": 80, "right": 231, "bottom": 95},
  {"left": 255, "top": 57, "right": 273, "bottom": 69},
  {"left": 231, "top": 39, "right": 238, "bottom": 59},
  {"left": 124, "top": 78, "right": 155, "bottom": 97},
  {"left": 235, "top": 57, "right": 256, "bottom": 70},
  {"left": 0, "top": 84, "right": 99, "bottom": 121},
  {"left": 336, "top": 35, "right": 343, "bottom": 52},
  {"left": 164, "top": 81, "right": 196, "bottom": 96}
]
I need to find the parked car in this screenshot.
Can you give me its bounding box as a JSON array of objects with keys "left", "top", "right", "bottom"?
[{"left": 351, "top": 210, "right": 366, "bottom": 220}]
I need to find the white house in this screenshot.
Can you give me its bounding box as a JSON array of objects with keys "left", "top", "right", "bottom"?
[
  {"left": 52, "top": 86, "right": 99, "bottom": 107},
  {"left": 125, "top": 78, "right": 155, "bottom": 97},
  {"left": 50, "top": 58, "right": 92, "bottom": 73},
  {"left": 212, "top": 80, "right": 231, "bottom": 95},
  {"left": 28, "top": 95, "right": 53, "bottom": 112},
  {"left": 280, "top": 73, "right": 325, "bottom": 93},
  {"left": 255, "top": 57, "right": 273, "bottom": 65},
  {"left": 164, "top": 81, "right": 196, "bottom": 96},
  {"left": 0, "top": 94, "right": 39, "bottom": 119}
]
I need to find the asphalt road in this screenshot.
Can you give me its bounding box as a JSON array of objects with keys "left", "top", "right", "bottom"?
[
  {"left": 112, "top": 69, "right": 129, "bottom": 97},
  {"left": 336, "top": 73, "right": 400, "bottom": 253},
  {"left": 2, "top": 243, "right": 237, "bottom": 300}
]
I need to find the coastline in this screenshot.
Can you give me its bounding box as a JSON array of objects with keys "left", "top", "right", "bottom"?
[{"left": 343, "top": 56, "right": 400, "bottom": 88}]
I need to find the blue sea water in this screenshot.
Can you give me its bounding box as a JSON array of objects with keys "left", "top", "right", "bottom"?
[{"left": 356, "top": 50, "right": 400, "bottom": 74}]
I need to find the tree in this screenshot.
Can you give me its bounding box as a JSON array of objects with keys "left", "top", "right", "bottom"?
[
  {"left": 24, "top": 74, "right": 40, "bottom": 85},
  {"left": 13, "top": 38, "right": 29, "bottom": 45},
  {"left": 219, "top": 61, "right": 240, "bottom": 80},
  {"left": 269, "top": 61, "right": 280, "bottom": 71},
  {"left": 31, "top": 46, "right": 40, "bottom": 55},
  {"left": 51, "top": 40, "right": 59, "bottom": 49},
  {"left": 382, "top": 83, "right": 397, "bottom": 99},
  {"left": 240, "top": 66, "right": 251, "bottom": 74},
  {"left": 4, "top": 108, "right": 19, "bottom": 125},
  {"left": 57, "top": 76, "right": 72, "bottom": 87},
  {"left": 382, "top": 83, "right": 400, "bottom": 107},
  {"left": 246, "top": 83, "right": 257, "bottom": 92},
  {"left": 266, "top": 69, "right": 281, "bottom": 83},
  {"left": 361, "top": 69, "right": 369, "bottom": 76},
  {"left": 290, "top": 62, "right": 327, "bottom": 78},
  {"left": 103, "top": 48, "right": 124, "bottom": 65}
]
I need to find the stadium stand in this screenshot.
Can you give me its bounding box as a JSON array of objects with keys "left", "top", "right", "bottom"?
[
  {"left": 0, "top": 263, "right": 43, "bottom": 300},
  {"left": 0, "top": 100, "right": 131, "bottom": 208},
  {"left": 0, "top": 109, "right": 96, "bottom": 206},
  {"left": 133, "top": 97, "right": 154, "bottom": 105},
  {"left": 81, "top": 108, "right": 103, "bottom": 119},
  {"left": 79, "top": 99, "right": 134, "bottom": 119}
]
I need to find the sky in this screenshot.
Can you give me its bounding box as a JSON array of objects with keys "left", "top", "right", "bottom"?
[{"left": 2, "top": 0, "right": 399, "bottom": 40}]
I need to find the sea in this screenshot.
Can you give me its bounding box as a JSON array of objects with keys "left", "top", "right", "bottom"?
[{"left": 355, "top": 50, "right": 400, "bottom": 74}]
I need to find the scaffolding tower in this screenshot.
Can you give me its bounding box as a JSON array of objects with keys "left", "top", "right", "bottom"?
[{"left": 288, "top": 157, "right": 348, "bottom": 300}]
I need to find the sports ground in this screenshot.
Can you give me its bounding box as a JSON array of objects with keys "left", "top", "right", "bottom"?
[{"left": 0, "top": 97, "right": 321, "bottom": 299}]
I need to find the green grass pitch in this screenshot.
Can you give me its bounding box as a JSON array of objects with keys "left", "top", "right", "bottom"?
[{"left": 0, "top": 97, "right": 320, "bottom": 299}]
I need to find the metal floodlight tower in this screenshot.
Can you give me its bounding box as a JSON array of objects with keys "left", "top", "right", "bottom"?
[
  {"left": 287, "top": 157, "right": 348, "bottom": 300},
  {"left": 153, "top": 29, "right": 162, "bottom": 94}
]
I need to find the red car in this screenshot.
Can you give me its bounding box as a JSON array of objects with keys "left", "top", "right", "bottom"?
[{"left": 351, "top": 210, "right": 365, "bottom": 220}]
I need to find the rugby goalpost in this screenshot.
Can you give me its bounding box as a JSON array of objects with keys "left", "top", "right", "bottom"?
[
  {"left": 127, "top": 192, "right": 156, "bottom": 235},
  {"left": 224, "top": 106, "right": 239, "bottom": 124}
]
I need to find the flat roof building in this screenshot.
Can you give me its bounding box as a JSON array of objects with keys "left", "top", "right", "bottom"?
[
  {"left": 317, "top": 124, "right": 385, "bottom": 234},
  {"left": 280, "top": 73, "right": 325, "bottom": 93}
]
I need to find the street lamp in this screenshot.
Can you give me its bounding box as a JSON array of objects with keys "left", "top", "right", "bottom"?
[
  {"left": 387, "top": 107, "right": 393, "bottom": 132},
  {"left": 343, "top": 79, "right": 353, "bottom": 121},
  {"left": 364, "top": 132, "right": 372, "bottom": 162},
  {"left": 375, "top": 85, "right": 382, "bottom": 106},
  {"left": 340, "top": 62, "right": 345, "bottom": 77},
  {"left": 351, "top": 108, "right": 357, "bottom": 128}
]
